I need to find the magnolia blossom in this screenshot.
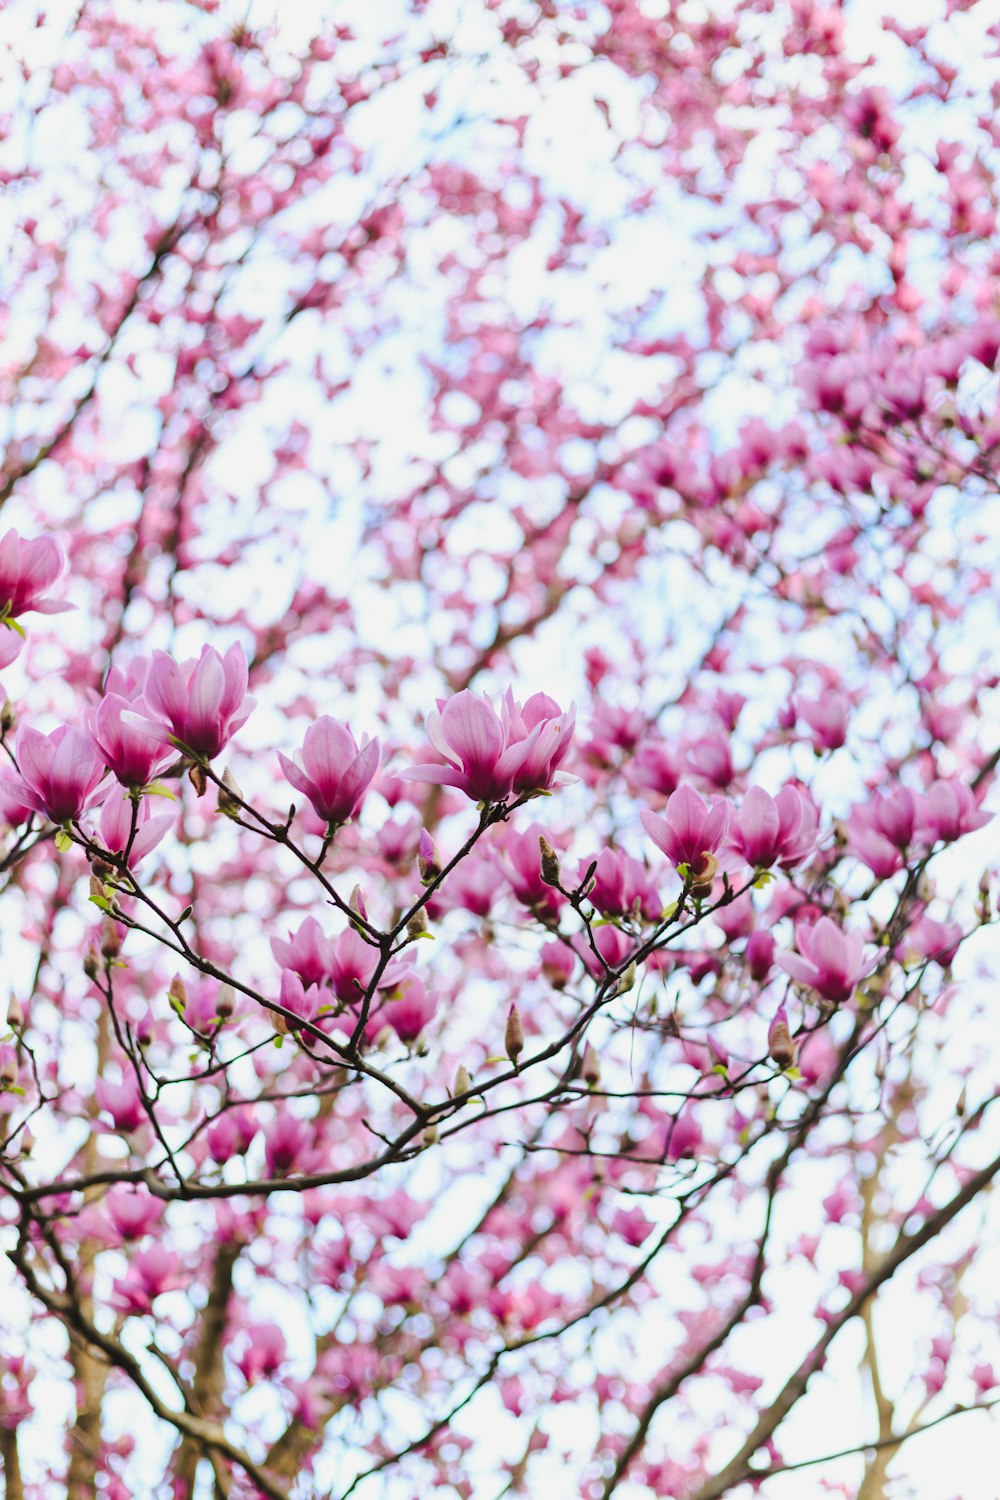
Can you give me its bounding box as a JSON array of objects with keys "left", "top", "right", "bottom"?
[
  {"left": 778, "top": 917, "right": 879, "bottom": 1004},
  {"left": 640, "top": 785, "right": 731, "bottom": 873},
  {"left": 405, "top": 689, "right": 574, "bottom": 802},
  {"left": 0, "top": 529, "right": 69, "bottom": 620},
  {"left": 98, "top": 789, "right": 175, "bottom": 866},
  {"left": 0, "top": 725, "right": 106, "bottom": 822},
  {"left": 93, "top": 693, "right": 174, "bottom": 788},
  {"left": 144, "top": 643, "right": 254, "bottom": 758},
  {"left": 918, "top": 780, "right": 992, "bottom": 844},
  {"left": 278, "top": 716, "right": 380, "bottom": 827},
  {"left": 730, "top": 785, "right": 818, "bottom": 870}
]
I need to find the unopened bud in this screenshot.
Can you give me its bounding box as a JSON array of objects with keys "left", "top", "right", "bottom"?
[
  {"left": 6, "top": 995, "right": 24, "bottom": 1030},
  {"left": 188, "top": 763, "right": 208, "bottom": 797},
  {"left": 0, "top": 1051, "right": 15, "bottom": 1086},
  {"left": 168, "top": 974, "right": 188, "bottom": 1015},
  {"left": 977, "top": 871, "right": 992, "bottom": 924},
  {"left": 406, "top": 911, "right": 429, "bottom": 942},
  {"left": 690, "top": 852, "right": 718, "bottom": 898},
  {"left": 452, "top": 1064, "right": 472, "bottom": 1097},
  {"left": 216, "top": 983, "right": 236, "bottom": 1019},
  {"left": 349, "top": 885, "right": 368, "bottom": 921},
  {"left": 767, "top": 1005, "right": 796, "bottom": 1072},
  {"left": 0, "top": 699, "right": 15, "bottom": 734},
  {"left": 615, "top": 962, "right": 636, "bottom": 997},
  {"left": 417, "top": 829, "right": 440, "bottom": 885},
  {"left": 218, "top": 767, "right": 243, "bottom": 817},
  {"left": 83, "top": 946, "right": 101, "bottom": 981},
  {"left": 422, "top": 1124, "right": 439, "bottom": 1146},
  {"left": 100, "top": 918, "right": 121, "bottom": 958},
  {"left": 582, "top": 1042, "right": 600, "bottom": 1086},
  {"left": 956, "top": 1084, "right": 967, "bottom": 1119},
  {"left": 538, "top": 835, "right": 561, "bottom": 888},
  {"left": 90, "top": 856, "right": 113, "bottom": 879},
  {"left": 504, "top": 1003, "right": 524, "bottom": 1067},
  {"left": 90, "top": 874, "right": 107, "bottom": 903},
  {"left": 19, "top": 1125, "right": 33, "bottom": 1157}
]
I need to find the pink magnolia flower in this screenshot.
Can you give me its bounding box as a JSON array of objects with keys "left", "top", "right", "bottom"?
[
  {"left": 0, "top": 725, "right": 106, "bottom": 823},
  {"left": 371, "top": 974, "right": 436, "bottom": 1043},
  {"left": 98, "top": 789, "right": 175, "bottom": 867},
  {"left": 778, "top": 917, "right": 878, "bottom": 1004},
  {"left": 93, "top": 694, "right": 174, "bottom": 788},
  {"left": 0, "top": 530, "right": 69, "bottom": 620},
  {"left": 271, "top": 916, "right": 334, "bottom": 989},
  {"left": 236, "top": 1324, "right": 286, "bottom": 1384},
  {"left": 797, "top": 692, "right": 850, "bottom": 751},
  {"left": 731, "top": 785, "right": 819, "bottom": 870},
  {"left": 404, "top": 688, "right": 574, "bottom": 803},
  {"left": 587, "top": 847, "right": 660, "bottom": 920},
  {"left": 144, "top": 643, "right": 254, "bottom": 759},
  {"left": 278, "top": 716, "right": 379, "bottom": 827},
  {"left": 111, "top": 1246, "right": 181, "bottom": 1316},
  {"left": 640, "top": 785, "right": 731, "bottom": 872},
  {"left": 918, "top": 780, "right": 992, "bottom": 844},
  {"left": 329, "top": 926, "right": 382, "bottom": 1006},
  {"left": 95, "top": 1073, "right": 146, "bottom": 1134}
]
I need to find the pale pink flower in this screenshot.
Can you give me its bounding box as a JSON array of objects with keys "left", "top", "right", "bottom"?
[
  {"left": 640, "top": 784, "right": 730, "bottom": 871},
  {"left": 404, "top": 688, "right": 574, "bottom": 802},
  {"left": 0, "top": 725, "right": 106, "bottom": 822},
  {"left": 278, "top": 717, "right": 379, "bottom": 827},
  {"left": 778, "top": 917, "right": 878, "bottom": 1004},
  {"left": 144, "top": 643, "right": 254, "bottom": 759}
]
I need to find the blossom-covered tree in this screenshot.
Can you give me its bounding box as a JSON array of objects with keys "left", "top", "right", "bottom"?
[{"left": 0, "top": 1, "right": 998, "bottom": 1497}]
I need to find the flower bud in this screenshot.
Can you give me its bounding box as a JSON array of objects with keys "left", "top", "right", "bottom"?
[
  {"left": 218, "top": 766, "right": 244, "bottom": 818},
  {"left": 168, "top": 974, "right": 188, "bottom": 1015},
  {"left": 582, "top": 1042, "right": 600, "bottom": 1086},
  {"left": 452, "top": 1064, "right": 472, "bottom": 1097},
  {"left": 417, "top": 829, "right": 440, "bottom": 885},
  {"left": 0, "top": 699, "right": 15, "bottom": 734},
  {"left": 100, "top": 918, "right": 122, "bottom": 958},
  {"left": 406, "top": 911, "right": 429, "bottom": 942},
  {"left": 504, "top": 1003, "right": 524, "bottom": 1067},
  {"left": 538, "top": 835, "right": 561, "bottom": 888},
  {"left": 768, "top": 1004, "right": 796, "bottom": 1071},
  {"left": 216, "top": 983, "right": 236, "bottom": 1019},
  {"left": 6, "top": 995, "right": 24, "bottom": 1030},
  {"left": 83, "top": 946, "right": 101, "bottom": 981},
  {"left": 423, "top": 1124, "right": 439, "bottom": 1146},
  {"left": 19, "top": 1125, "right": 33, "bottom": 1157},
  {"left": 188, "top": 763, "right": 208, "bottom": 797}
]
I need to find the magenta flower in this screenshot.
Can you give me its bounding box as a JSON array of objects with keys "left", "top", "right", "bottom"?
[
  {"left": 918, "top": 780, "right": 992, "bottom": 844},
  {"left": 731, "top": 785, "right": 818, "bottom": 870},
  {"left": 95, "top": 1073, "right": 146, "bottom": 1134},
  {"left": 270, "top": 916, "right": 334, "bottom": 989},
  {"left": 329, "top": 926, "right": 381, "bottom": 1005},
  {"left": 98, "top": 789, "right": 175, "bottom": 866},
  {"left": 797, "top": 692, "right": 850, "bottom": 751},
  {"left": 778, "top": 917, "right": 878, "bottom": 1004},
  {"left": 0, "top": 529, "right": 69, "bottom": 621},
  {"left": 0, "top": 725, "right": 106, "bottom": 823},
  {"left": 278, "top": 716, "right": 380, "bottom": 827},
  {"left": 144, "top": 644, "right": 254, "bottom": 759},
  {"left": 404, "top": 688, "right": 574, "bottom": 803},
  {"left": 93, "top": 694, "right": 174, "bottom": 788},
  {"left": 640, "top": 785, "right": 731, "bottom": 872}
]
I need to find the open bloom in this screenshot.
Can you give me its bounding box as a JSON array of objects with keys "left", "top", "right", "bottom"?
[
  {"left": 0, "top": 530, "right": 69, "bottom": 620},
  {"left": 144, "top": 644, "right": 254, "bottom": 759},
  {"left": 778, "top": 917, "right": 878, "bottom": 1004},
  {"left": 404, "top": 689, "right": 574, "bottom": 803},
  {"left": 0, "top": 725, "right": 106, "bottom": 822},
  {"left": 98, "top": 789, "right": 175, "bottom": 867},
  {"left": 640, "top": 785, "right": 730, "bottom": 872},
  {"left": 278, "top": 717, "right": 380, "bottom": 827},
  {"left": 93, "top": 694, "right": 175, "bottom": 788},
  {"left": 731, "top": 785, "right": 818, "bottom": 870},
  {"left": 918, "top": 780, "right": 992, "bottom": 844}
]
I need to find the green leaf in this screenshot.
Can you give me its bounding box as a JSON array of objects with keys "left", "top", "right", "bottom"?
[
  {"left": 89, "top": 894, "right": 113, "bottom": 914},
  {"left": 54, "top": 828, "right": 73, "bottom": 853},
  {"left": 144, "top": 782, "right": 178, "bottom": 800}
]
